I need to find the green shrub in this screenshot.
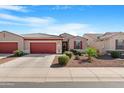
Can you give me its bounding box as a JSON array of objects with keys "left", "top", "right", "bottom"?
[
  {"left": 70, "top": 49, "right": 83, "bottom": 56},
  {"left": 64, "top": 51, "right": 73, "bottom": 58},
  {"left": 58, "top": 55, "right": 70, "bottom": 65},
  {"left": 75, "top": 55, "right": 80, "bottom": 60},
  {"left": 13, "top": 50, "right": 25, "bottom": 57},
  {"left": 70, "top": 49, "right": 77, "bottom": 55},
  {"left": 110, "top": 51, "right": 121, "bottom": 58},
  {"left": 85, "top": 47, "right": 97, "bottom": 62},
  {"left": 77, "top": 51, "right": 82, "bottom": 56}
]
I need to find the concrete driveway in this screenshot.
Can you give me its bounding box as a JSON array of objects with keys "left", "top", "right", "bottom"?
[
  {"left": 0, "top": 54, "right": 55, "bottom": 82},
  {"left": 0, "top": 54, "right": 55, "bottom": 68},
  {"left": 0, "top": 54, "right": 12, "bottom": 59},
  {"left": 0, "top": 54, "right": 124, "bottom": 83}
]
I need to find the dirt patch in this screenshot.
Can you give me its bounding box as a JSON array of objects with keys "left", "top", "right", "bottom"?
[
  {"left": 0, "top": 57, "right": 17, "bottom": 64},
  {"left": 51, "top": 55, "right": 124, "bottom": 67}
]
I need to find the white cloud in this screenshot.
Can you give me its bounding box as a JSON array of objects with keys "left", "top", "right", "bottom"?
[
  {"left": 52, "top": 5, "right": 72, "bottom": 10},
  {"left": 25, "top": 17, "right": 55, "bottom": 26},
  {"left": 0, "top": 13, "right": 22, "bottom": 21},
  {"left": 26, "top": 23, "right": 95, "bottom": 36},
  {"left": 0, "top": 13, "right": 55, "bottom": 26},
  {"left": 0, "top": 5, "right": 27, "bottom": 12},
  {"left": 0, "top": 13, "right": 97, "bottom": 35},
  {"left": 0, "top": 20, "right": 25, "bottom": 26}
]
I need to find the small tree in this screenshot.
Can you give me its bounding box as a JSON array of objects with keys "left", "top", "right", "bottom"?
[{"left": 85, "top": 47, "right": 97, "bottom": 62}]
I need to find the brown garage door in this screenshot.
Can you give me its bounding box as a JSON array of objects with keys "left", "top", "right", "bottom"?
[
  {"left": 30, "top": 42, "right": 56, "bottom": 54},
  {"left": 0, "top": 42, "right": 18, "bottom": 53}
]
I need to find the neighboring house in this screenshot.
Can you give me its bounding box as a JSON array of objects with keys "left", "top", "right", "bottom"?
[
  {"left": 83, "top": 32, "right": 124, "bottom": 54},
  {"left": 60, "top": 33, "right": 88, "bottom": 52},
  {"left": 83, "top": 33, "right": 103, "bottom": 47},
  {"left": 0, "top": 31, "right": 63, "bottom": 54}
]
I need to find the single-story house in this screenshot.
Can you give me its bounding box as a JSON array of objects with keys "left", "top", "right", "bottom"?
[
  {"left": 2, "top": 31, "right": 123, "bottom": 55},
  {"left": 59, "top": 33, "right": 88, "bottom": 52},
  {"left": 83, "top": 32, "right": 124, "bottom": 54},
  {"left": 0, "top": 31, "right": 63, "bottom": 54}
]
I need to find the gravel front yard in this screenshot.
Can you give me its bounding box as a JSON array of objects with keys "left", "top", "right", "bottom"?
[{"left": 51, "top": 55, "right": 124, "bottom": 67}]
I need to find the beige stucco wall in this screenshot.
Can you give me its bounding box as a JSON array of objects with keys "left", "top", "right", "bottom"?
[
  {"left": 105, "top": 33, "right": 124, "bottom": 51},
  {"left": 68, "top": 37, "right": 87, "bottom": 50},
  {"left": 0, "top": 31, "right": 24, "bottom": 51},
  {"left": 93, "top": 40, "right": 105, "bottom": 54},
  {"left": 24, "top": 40, "right": 62, "bottom": 53},
  {"left": 83, "top": 34, "right": 98, "bottom": 47}
]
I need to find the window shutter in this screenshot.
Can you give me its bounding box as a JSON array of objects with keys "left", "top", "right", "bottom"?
[
  {"left": 115, "top": 39, "right": 118, "bottom": 49},
  {"left": 123, "top": 40, "right": 124, "bottom": 48},
  {"left": 80, "top": 41, "right": 82, "bottom": 49},
  {"left": 74, "top": 41, "right": 76, "bottom": 49}
]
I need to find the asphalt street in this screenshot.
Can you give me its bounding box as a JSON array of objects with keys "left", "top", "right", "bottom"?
[{"left": 0, "top": 82, "right": 124, "bottom": 88}]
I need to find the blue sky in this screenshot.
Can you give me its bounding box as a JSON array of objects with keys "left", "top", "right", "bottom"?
[{"left": 0, "top": 5, "right": 124, "bottom": 35}]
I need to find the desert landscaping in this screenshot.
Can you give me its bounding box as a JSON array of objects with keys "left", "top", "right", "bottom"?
[{"left": 51, "top": 48, "right": 124, "bottom": 67}]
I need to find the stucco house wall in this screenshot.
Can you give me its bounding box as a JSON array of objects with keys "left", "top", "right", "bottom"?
[
  {"left": 105, "top": 33, "right": 124, "bottom": 51},
  {"left": 90, "top": 40, "right": 104, "bottom": 54},
  {"left": 83, "top": 34, "right": 99, "bottom": 47},
  {"left": 0, "top": 31, "right": 24, "bottom": 51},
  {"left": 69, "top": 37, "right": 87, "bottom": 50}
]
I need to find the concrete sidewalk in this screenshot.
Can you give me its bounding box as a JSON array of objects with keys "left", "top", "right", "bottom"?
[{"left": 0, "top": 67, "right": 124, "bottom": 82}]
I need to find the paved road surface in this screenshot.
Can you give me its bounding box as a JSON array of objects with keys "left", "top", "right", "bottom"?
[{"left": 0, "top": 82, "right": 124, "bottom": 88}]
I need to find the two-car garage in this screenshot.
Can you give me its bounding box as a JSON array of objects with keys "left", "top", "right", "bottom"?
[
  {"left": 0, "top": 42, "right": 57, "bottom": 54},
  {"left": 0, "top": 31, "right": 62, "bottom": 54}
]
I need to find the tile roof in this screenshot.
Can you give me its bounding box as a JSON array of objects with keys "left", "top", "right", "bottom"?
[
  {"left": 59, "top": 33, "right": 74, "bottom": 37},
  {"left": 99, "top": 32, "right": 123, "bottom": 39},
  {"left": 60, "top": 33, "right": 87, "bottom": 40},
  {"left": 84, "top": 32, "right": 124, "bottom": 40},
  {"left": 1, "top": 31, "right": 23, "bottom": 38},
  {"left": 22, "top": 33, "right": 62, "bottom": 39},
  {"left": 83, "top": 33, "right": 103, "bottom": 39}
]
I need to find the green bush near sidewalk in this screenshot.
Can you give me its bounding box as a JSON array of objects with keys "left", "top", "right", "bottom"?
[{"left": 58, "top": 55, "right": 70, "bottom": 65}]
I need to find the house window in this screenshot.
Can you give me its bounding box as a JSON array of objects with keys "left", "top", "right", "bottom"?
[
  {"left": 74, "top": 40, "right": 82, "bottom": 49},
  {"left": 116, "top": 39, "right": 124, "bottom": 49}
]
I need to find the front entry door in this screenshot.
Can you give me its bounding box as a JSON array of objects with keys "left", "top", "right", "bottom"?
[{"left": 62, "top": 42, "right": 68, "bottom": 53}]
